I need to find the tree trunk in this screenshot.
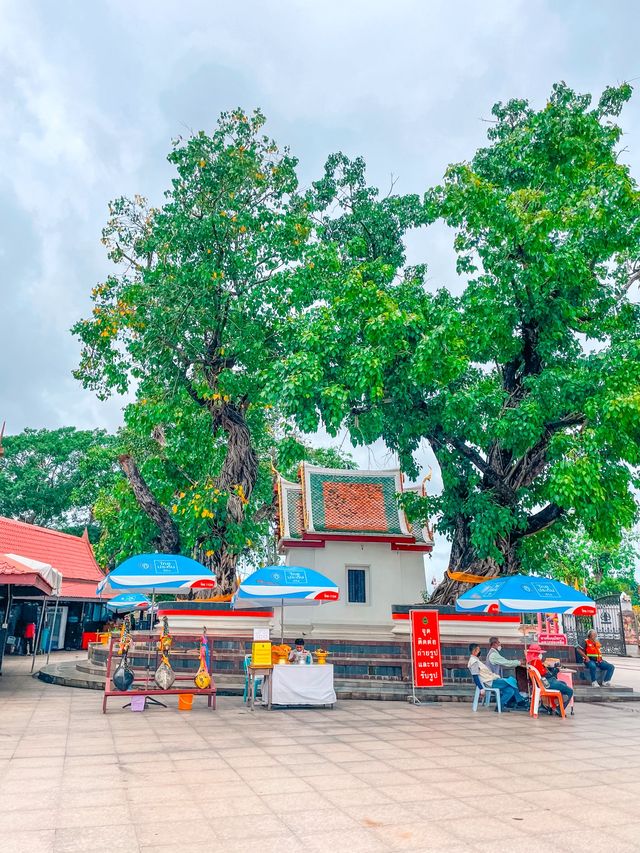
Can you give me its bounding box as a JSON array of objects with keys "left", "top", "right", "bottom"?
[
  {"left": 429, "top": 515, "right": 520, "bottom": 605},
  {"left": 118, "top": 454, "right": 181, "bottom": 553},
  {"left": 206, "top": 402, "right": 259, "bottom": 594}
]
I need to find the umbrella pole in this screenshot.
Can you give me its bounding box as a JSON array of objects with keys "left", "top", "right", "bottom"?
[
  {"left": 145, "top": 590, "right": 155, "bottom": 691},
  {"left": 1, "top": 586, "right": 11, "bottom": 675},
  {"left": 281, "top": 599, "right": 284, "bottom": 645},
  {"left": 31, "top": 595, "right": 48, "bottom": 673},
  {"left": 522, "top": 616, "right": 531, "bottom": 699},
  {"left": 46, "top": 595, "right": 60, "bottom": 665}
]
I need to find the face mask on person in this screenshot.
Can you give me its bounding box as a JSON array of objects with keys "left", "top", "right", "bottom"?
[{"left": 496, "top": 645, "right": 502, "bottom": 651}]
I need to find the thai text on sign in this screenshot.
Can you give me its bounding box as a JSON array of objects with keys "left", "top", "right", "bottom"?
[{"left": 409, "top": 609, "right": 443, "bottom": 688}]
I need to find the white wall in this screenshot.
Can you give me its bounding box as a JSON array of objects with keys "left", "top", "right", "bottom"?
[{"left": 284, "top": 541, "right": 427, "bottom": 627}]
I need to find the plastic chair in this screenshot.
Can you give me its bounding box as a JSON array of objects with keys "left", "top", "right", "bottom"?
[
  {"left": 243, "top": 654, "right": 263, "bottom": 702},
  {"left": 471, "top": 675, "right": 502, "bottom": 713},
  {"left": 527, "top": 665, "right": 565, "bottom": 719}
]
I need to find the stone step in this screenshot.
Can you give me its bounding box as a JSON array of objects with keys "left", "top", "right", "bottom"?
[{"left": 36, "top": 661, "right": 640, "bottom": 704}]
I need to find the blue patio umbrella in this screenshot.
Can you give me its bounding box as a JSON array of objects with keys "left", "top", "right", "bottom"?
[
  {"left": 455, "top": 574, "right": 596, "bottom": 615},
  {"left": 98, "top": 555, "right": 216, "bottom": 694},
  {"left": 232, "top": 565, "right": 339, "bottom": 642},
  {"left": 106, "top": 592, "right": 152, "bottom": 613},
  {"left": 97, "top": 554, "right": 216, "bottom": 595}
]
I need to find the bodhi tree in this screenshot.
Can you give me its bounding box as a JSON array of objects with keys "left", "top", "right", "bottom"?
[
  {"left": 277, "top": 83, "right": 640, "bottom": 604},
  {"left": 92, "top": 391, "right": 353, "bottom": 573},
  {"left": 73, "top": 109, "right": 317, "bottom": 592}
]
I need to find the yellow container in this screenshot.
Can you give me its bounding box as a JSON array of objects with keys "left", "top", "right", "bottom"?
[
  {"left": 98, "top": 632, "right": 110, "bottom": 645},
  {"left": 251, "top": 641, "right": 272, "bottom": 666},
  {"left": 178, "top": 694, "right": 194, "bottom": 711}
]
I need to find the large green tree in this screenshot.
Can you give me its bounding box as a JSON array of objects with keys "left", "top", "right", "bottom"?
[
  {"left": 93, "top": 393, "right": 352, "bottom": 573},
  {"left": 520, "top": 527, "right": 639, "bottom": 603},
  {"left": 0, "top": 427, "right": 117, "bottom": 540},
  {"left": 73, "top": 110, "right": 328, "bottom": 591},
  {"left": 277, "top": 83, "right": 640, "bottom": 603}
]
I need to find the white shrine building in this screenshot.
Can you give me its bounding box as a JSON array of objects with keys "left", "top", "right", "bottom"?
[{"left": 275, "top": 464, "right": 434, "bottom": 637}]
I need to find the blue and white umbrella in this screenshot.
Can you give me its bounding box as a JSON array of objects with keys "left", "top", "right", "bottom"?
[
  {"left": 106, "top": 592, "right": 152, "bottom": 613},
  {"left": 455, "top": 574, "right": 596, "bottom": 616},
  {"left": 97, "top": 554, "right": 216, "bottom": 595},
  {"left": 232, "top": 565, "right": 339, "bottom": 641}
]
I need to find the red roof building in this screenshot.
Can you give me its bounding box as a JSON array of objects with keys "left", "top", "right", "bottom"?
[{"left": 0, "top": 516, "right": 105, "bottom": 600}]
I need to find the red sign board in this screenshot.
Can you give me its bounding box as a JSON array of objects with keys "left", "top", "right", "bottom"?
[
  {"left": 538, "top": 632, "right": 568, "bottom": 645},
  {"left": 410, "top": 609, "right": 443, "bottom": 688}
]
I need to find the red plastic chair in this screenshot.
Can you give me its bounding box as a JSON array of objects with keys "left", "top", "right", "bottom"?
[{"left": 527, "top": 665, "right": 565, "bottom": 719}]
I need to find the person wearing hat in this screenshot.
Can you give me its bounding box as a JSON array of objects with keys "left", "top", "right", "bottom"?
[
  {"left": 526, "top": 644, "right": 573, "bottom": 713},
  {"left": 288, "top": 638, "right": 311, "bottom": 665}
]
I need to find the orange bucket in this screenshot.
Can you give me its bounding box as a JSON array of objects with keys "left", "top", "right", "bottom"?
[{"left": 178, "top": 694, "right": 194, "bottom": 711}]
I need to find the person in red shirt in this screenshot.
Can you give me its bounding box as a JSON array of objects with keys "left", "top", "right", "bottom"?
[
  {"left": 23, "top": 621, "right": 36, "bottom": 655},
  {"left": 526, "top": 643, "right": 573, "bottom": 714}
]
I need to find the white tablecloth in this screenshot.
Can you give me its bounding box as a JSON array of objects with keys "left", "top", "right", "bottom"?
[{"left": 270, "top": 664, "right": 336, "bottom": 706}]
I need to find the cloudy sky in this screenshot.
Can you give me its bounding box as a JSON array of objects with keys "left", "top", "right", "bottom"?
[{"left": 2, "top": 0, "right": 639, "bottom": 581}]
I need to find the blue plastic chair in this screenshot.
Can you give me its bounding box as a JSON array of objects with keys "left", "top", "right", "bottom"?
[
  {"left": 243, "top": 653, "right": 263, "bottom": 702},
  {"left": 471, "top": 674, "right": 501, "bottom": 713}
]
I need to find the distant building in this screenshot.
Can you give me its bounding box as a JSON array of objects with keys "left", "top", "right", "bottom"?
[
  {"left": 0, "top": 516, "right": 108, "bottom": 656},
  {"left": 275, "top": 464, "right": 434, "bottom": 635}
]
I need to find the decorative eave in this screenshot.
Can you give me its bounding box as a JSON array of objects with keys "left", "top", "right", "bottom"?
[
  {"left": 279, "top": 533, "right": 433, "bottom": 553},
  {"left": 274, "top": 463, "right": 434, "bottom": 553}
]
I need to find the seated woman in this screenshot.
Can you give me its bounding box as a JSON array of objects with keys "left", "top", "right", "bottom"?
[
  {"left": 526, "top": 644, "right": 574, "bottom": 713},
  {"left": 288, "top": 638, "right": 311, "bottom": 664}
]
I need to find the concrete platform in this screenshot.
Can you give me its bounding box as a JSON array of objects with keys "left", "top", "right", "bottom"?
[{"left": 36, "top": 658, "right": 640, "bottom": 703}]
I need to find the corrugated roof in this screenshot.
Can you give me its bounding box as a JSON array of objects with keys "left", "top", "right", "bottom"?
[{"left": 0, "top": 516, "right": 105, "bottom": 598}]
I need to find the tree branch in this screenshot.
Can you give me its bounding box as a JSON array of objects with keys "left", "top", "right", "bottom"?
[
  {"left": 118, "top": 454, "right": 181, "bottom": 552},
  {"left": 515, "top": 503, "right": 564, "bottom": 539}
]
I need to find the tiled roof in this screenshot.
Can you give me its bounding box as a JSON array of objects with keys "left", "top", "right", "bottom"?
[
  {"left": 0, "top": 516, "right": 105, "bottom": 599},
  {"left": 302, "top": 465, "right": 410, "bottom": 536},
  {"left": 61, "top": 579, "right": 106, "bottom": 599},
  {"left": 276, "top": 464, "right": 433, "bottom": 550},
  {"left": 276, "top": 477, "right": 306, "bottom": 541}
]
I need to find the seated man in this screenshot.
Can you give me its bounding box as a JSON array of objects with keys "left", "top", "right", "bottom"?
[
  {"left": 579, "top": 629, "right": 615, "bottom": 687},
  {"left": 467, "top": 643, "right": 522, "bottom": 710},
  {"left": 486, "top": 636, "right": 524, "bottom": 681},
  {"left": 486, "top": 636, "right": 528, "bottom": 703},
  {"left": 526, "top": 644, "right": 573, "bottom": 713},
  {"left": 288, "top": 638, "right": 311, "bottom": 664}
]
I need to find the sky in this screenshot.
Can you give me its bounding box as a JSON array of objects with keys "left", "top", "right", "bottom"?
[{"left": 1, "top": 0, "right": 640, "bottom": 584}]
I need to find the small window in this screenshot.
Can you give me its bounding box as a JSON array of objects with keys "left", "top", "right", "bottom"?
[{"left": 347, "top": 567, "right": 368, "bottom": 604}]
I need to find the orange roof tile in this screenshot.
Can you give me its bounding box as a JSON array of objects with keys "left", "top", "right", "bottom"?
[{"left": 0, "top": 516, "right": 106, "bottom": 599}]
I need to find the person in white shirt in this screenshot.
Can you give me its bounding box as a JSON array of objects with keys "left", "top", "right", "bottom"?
[
  {"left": 468, "top": 643, "right": 522, "bottom": 710},
  {"left": 288, "top": 638, "right": 311, "bottom": 664},
  {"left": 486, "top": 636, "right": 522, "bottom": 677}
]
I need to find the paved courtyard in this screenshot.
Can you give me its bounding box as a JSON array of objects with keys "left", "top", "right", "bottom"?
[{"left": 1, "top": 656, "right": 640, "bottom": 853}]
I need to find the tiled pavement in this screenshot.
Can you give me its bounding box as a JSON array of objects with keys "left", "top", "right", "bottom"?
[{"left": 2, "top": 657, "right": 640, "bottom": 852}]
